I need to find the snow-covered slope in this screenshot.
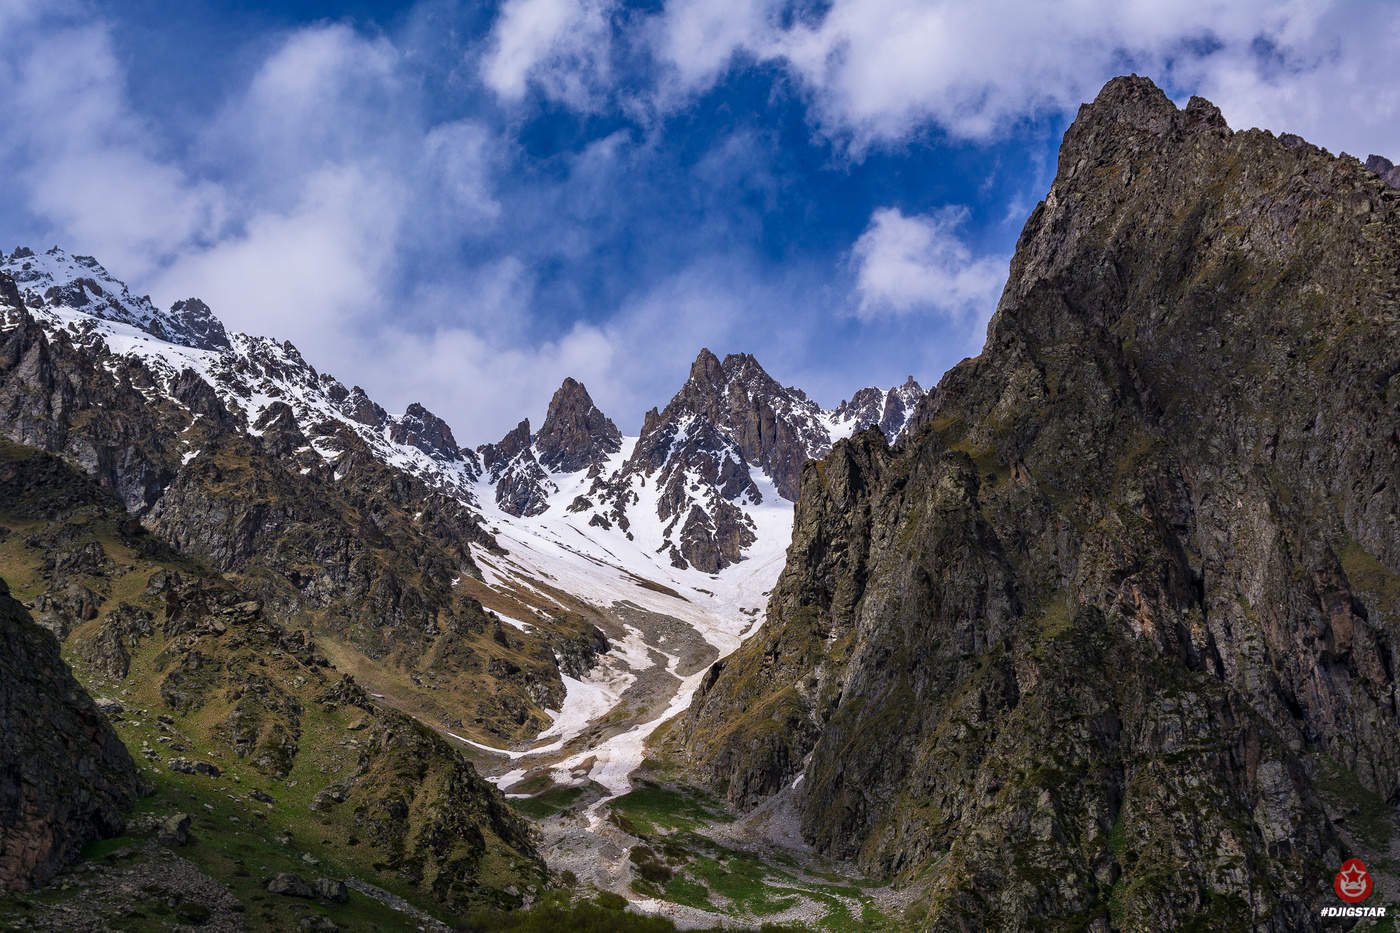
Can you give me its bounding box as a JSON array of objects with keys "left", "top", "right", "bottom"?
[
  {"left": 0, "top": 244, "right": 924, "bottom": 804},
  {"left": 455, "top": 360, "right": 925, "bottom": 803},
  {"left": 0, "top": 246, "right": 482, "bottom": 501}
]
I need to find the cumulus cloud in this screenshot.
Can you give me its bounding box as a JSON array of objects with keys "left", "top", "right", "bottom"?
[
  {"left": 611, "top": 0, "right": 1398, "bottom": 157},
  {"left": 146, "top": 22, "right": 506, "bottom": 350},
  {"left": 480, "top": 0, "right": 616, "bottom": 108},
  {"left": 148, "top": 166, "right": 404, "bottom": 351},
  {"left": 851, "top": 207, "right": 1006, "bottom": 320},
  {"left": 0, "top": 17, "right": 228, "bottom": 276}
]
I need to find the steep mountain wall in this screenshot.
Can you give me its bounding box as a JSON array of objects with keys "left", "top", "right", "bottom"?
[
  {"left": 0, "top": 575, "right": 138, "bottom": 891},
  {"left": 669, "top": 76, "right": 1400, "bottom": 930},
  {"left": 0, "top": 281, "right": 597, "bottom": 743}
]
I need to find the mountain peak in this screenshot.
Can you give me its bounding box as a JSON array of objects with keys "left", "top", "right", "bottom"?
[
  {"left": 0, "top": 246, "right": 233, "bottom": 352},
  {"left": 477, "top": 418, "right": 553, "bottom": 517},
  {"left": 389, "top": 402, "right": 463, "bottom": 462},
  {"left": 1081, "top": 74, "right": 1176, "bottom": 124},
  {"left": 689, "top": 347, "right": 723, "bottom": 384},
  {"left": 536, "top": 377, "right": 621, "bottom": 473},
  {"left": 1057, "top": 77, "right": 1233, "bottom": 191},
  {"left": 163, "top": 298, "right": 230, "bottom": 351},
  {"left": 833, "top": 377, "right": 925, "bottom": 443}
]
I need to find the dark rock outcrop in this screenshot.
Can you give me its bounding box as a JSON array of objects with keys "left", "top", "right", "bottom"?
[
  {"left": 534, "top": 378, "right": 621, "bottom": 474},
  {"left": 0, "top": 439, "right": 547, "bottom": 909},
  {"left": 672, "top": 76, "right": 1400, "bottom": 930},
  {"left": 650, "top": 349, "right": 831, "bottom": 501},
  {"left": 479, "top": 419, "right": 554, "bottom": 517},
  {"left": 160, "top": 298, "right": 230, "bottom": 352},
  {"left": 389, "top": 402, "right": 465, "bottom": 463},
  {"left": 0, "top": 277, "right": 569, "bottom": 744},
  {"left": 599, "top": 349, "right": 835, "bottom": 570},
  {"left": 1365, "top": 153, "right": 1400, "bottom": 189},
  {"left": 0, "top": 578, "right": 139, "bottom": 891}
]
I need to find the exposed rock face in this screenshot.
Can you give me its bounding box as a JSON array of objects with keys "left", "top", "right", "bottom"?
[
  {"left": 534, "top": 377, "right": 622, "bottom": 474},
  {"left": 388, "top": 401, "right": 463, "bottom": 462},
  {"left": 592, "top": 349, "right": 839, "bottom": 570},
  {"left": 0, "top": 260, "right": 578, "bottom": 744},
  {"left": 651, "top": 349, "right": 832, "bottom": 501},
  {"left": 831, "top": 376, "right": 924, "bottom": 441},
  {"left": 479, "top": 419, "right": 555, "bottom": 517},
  {"left": 0, "top": 439, "right": 546, "bottom": 908},
  {"left": 161, "top": 299, "right": 230, "bottom": 352},
  {"left": 0, "top": 249, "right": 226, "bottom": 352},
  {"left": 672, "top": 76, "right": 1400, "bottom": 930},
  {"left": 583, "top": 350, "right": 929, "bottom": 571},
  {"left": 0, "top": 578, "right": 139, "bottom": 891},
  {"left": 1366, "top": 153, "right": 1400, "bottom": 188}
]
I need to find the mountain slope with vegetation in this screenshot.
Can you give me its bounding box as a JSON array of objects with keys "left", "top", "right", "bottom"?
[
  {"left": 0, "top": 438, "right": 546, "bottom": 927},
  {"left": 667, "top": 76, "right": 1400, "bottom": 931}
]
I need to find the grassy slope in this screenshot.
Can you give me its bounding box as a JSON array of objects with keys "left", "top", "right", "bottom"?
[{"left": 0, "top": 440, "right": 542, "bottom": 929}]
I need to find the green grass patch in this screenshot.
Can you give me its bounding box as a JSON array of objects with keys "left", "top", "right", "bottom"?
[
  {"left": 511, "top": 784, "right": 587, "bottom": 819},
  {"left": 608, "top": 783, "right": 724, "bottom": 837}
]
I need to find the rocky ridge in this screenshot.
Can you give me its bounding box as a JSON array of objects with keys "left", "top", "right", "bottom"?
[
  {"left": 668, "top": 76, "right": 1400, "bottom": 930},
  {"left": 0, "top": 249, "right": 602, "bottom": 745},
  {"left": 0, "top": 576, "right": 139, "bottom": 891},
  {"left": 493, "top": 350, "right": 926, "bottom": 572},
  {"left": 0, "top": 438, "right": 546, "bottom": 912},
  {"left": 1366, "top": 153, "right": 1400, "bottom": 189},
  {"left": 829, "top": 375, "right": 924, "bottom": 442}
]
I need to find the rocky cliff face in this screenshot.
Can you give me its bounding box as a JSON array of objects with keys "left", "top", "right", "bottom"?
[
  {"left": 479, "top": 419, "right": 555, "bottom": 517},
  {"left": 1365, "top": 153, "right": 1400, "bottom": 189},
  {"left": 0, "top": 574, "right": 139, "bottom": 891},
  {"left": 534, "top": 377, "right": 622, "bottom": 474},
  {"left": 0, "top": 255, "right": 593, "bottom": 744},
  {"left": 0, "top": 439, "right": 545, "bottom": 908},
  {"left": 583, "top": 350, "right": 840, "bottom": 571},
  {"left": 669, "top": 76, "right": 1400, "bottom": 931}
]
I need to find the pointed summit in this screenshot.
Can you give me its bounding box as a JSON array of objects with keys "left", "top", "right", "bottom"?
[
  {"left": 389, "top": 402, "right": 462, "bottom": 462},
  {"left": 1366, "top": 154, "right": 1400, "bottom": 189},
  {"left": 833, "top": 377, "right": 925, "bottom": 443},
  {"left": 477, "top": 419, "right": 553, "bottom": 517},
  {"left": 535, "top": 378, "right": 622, "bottom": 474},
  {"left": 479, "top": 419, "right": 531, "bottom": 475},
  {"left": 161, "top": 298, "right": 230, "bottom": 351},
  {"left": 688, "top": 347, "right": 724, "bottom": 386},
  {"left": 879, "top": 376, "right": 924, "bottom": 440}
]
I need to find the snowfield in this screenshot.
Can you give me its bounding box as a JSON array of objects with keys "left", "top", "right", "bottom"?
[{"left": 466, "top": 439, "right": 792, "bottom": 803}]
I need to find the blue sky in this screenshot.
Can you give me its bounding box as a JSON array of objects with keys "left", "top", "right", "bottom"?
[{"left": 1, "top": 0, "right": 1397, "bottom": 440}]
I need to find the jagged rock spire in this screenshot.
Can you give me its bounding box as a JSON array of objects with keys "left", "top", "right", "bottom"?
[{"left": 535, "top": 378, "right": 621, "bottom": 473}]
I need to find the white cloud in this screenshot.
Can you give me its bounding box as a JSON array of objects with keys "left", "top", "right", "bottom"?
[
  {"left": 636, "top": 0, "right": 1400, "bottom": 158},
  {"left": 1179, "top": 4, "right": 1400, "bottom": 161},
  {"left": 0, "top": 9, "right": 525, "bottom": 440},
  {"left": 147, "top": 166, "right": 403, "bottom": 350},
  {"left": 208, "top": 24, "right": 402, "bottom": 193},
  {"left": 646, "top": 0, "right": 776, "bottom": 96},
  {"left": 480, "top": 0, "right": 616, "bottom": 108},
  {"left": 851, "top": 207, "right": 1006, "bottom": 320},
  {"left": 0, "top": 19, "right": 228, "bottom": 276},
  {"left": 363, "top": 319, "right": 619, "bottom": 442},
  {"left": 423, "top": 121, "right": 503, "bottom": 223}
]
